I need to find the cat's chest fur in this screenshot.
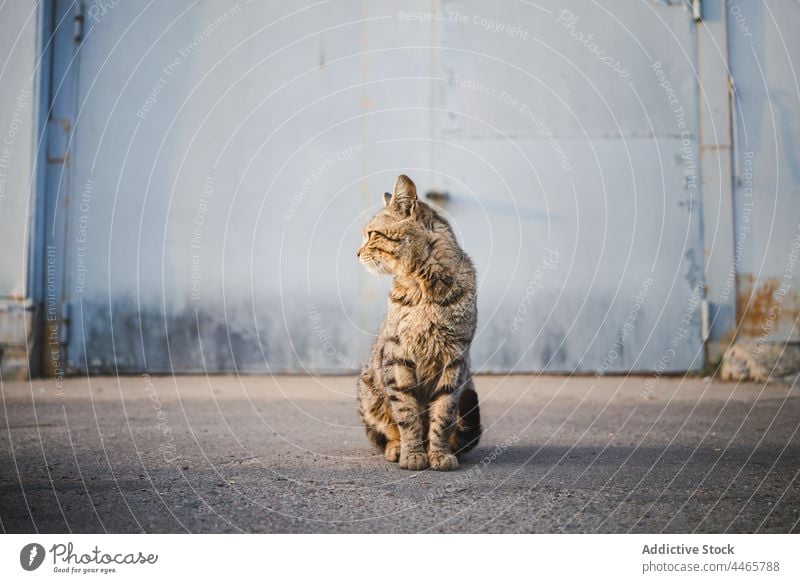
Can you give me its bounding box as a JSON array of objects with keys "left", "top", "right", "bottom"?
[{"left": 387, "top": 300, "right": 468, "bottom": 380}]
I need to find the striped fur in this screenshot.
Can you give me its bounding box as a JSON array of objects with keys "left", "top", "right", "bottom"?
[{"left": 356, "top": 175, "right": 481, "bottom": 471}]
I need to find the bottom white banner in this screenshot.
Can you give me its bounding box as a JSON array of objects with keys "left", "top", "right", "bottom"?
[{"left": 1, "top": 534, "right": 797, "bottom": 582}]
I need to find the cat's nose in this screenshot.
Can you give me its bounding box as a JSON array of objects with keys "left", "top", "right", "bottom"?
[{"left": 356, "top": 246, "right": 363, "bottom": 258}]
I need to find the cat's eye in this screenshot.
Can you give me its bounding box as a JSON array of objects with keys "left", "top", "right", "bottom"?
[{"left": 371, "top": 231, "right": 401, "bottom": 243}]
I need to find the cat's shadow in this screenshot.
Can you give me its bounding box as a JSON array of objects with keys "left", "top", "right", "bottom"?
[{"left": 458, "top": 443, "right": 796, "bottom": 467}]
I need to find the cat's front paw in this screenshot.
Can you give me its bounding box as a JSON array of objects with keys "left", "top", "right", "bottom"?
[
  {"left": 429, "top": 452, "right": 458, "bottom": 471},
  {"left": 400, "top": 451, "right": 429, "bottom": 471},
  {"left": 385, "top": 441, "right": 401, "bottom": 462}
]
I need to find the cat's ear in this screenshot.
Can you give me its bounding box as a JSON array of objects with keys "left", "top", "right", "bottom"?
[
  {"left": 390, "top": 174, "right": 417, "bottom": 215},
  {"left": 383, "top": 192, "right": 392, "bottom": 207}
]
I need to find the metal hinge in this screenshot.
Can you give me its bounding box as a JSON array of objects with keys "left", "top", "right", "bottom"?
[
  {"left": 692, "top": 0, "right": 702, "bottom": 21},
  {"left": 59, "top": 302, "right": 71, "bottom": 345},
  {"left": 701, "top": 299, "right": 710, "bottom": 342},
  {"left": 46, "top": 117, "right": 70, "bottom": 163},
  {"left": 74, "top": 1, "right": 84, "bottom": 43}
]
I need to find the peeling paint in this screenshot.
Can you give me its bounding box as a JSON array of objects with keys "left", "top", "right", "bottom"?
[{"left": 736, "top": 274, "right": 800, "bottom": 339}]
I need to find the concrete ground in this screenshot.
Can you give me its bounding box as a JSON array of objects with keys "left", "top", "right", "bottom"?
[{"left": 0, "top": 374, "right": 797, "bottom": 533}]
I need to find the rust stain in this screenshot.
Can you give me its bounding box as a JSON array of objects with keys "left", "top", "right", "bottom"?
[{"left": 736, "top": 274, "right": 800, "bottom": 338}]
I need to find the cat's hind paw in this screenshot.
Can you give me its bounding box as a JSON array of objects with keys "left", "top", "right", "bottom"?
[{"left": 384, "top": 441, "right": 401, "bottom": 462}]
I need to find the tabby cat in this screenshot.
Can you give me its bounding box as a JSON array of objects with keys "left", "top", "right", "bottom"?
[{"left": 356, "top": 175, "right": 481, "bottom": 471}]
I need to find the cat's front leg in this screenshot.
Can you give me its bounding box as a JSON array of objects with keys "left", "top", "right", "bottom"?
[
  {"left": 382, "top": 358, "right": 428, "bottom": 470},
  {"left": 427, "top": 358, "right": 464, "bottom": 471}
]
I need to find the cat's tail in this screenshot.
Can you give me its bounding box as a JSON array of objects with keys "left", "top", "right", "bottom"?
[{"left": 450, "top": 386, "right": 482, "bottom": 454}]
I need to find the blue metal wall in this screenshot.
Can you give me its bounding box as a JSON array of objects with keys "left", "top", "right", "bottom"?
[{"left": 4, "top": 0, "right": 797, "bottom": 376}]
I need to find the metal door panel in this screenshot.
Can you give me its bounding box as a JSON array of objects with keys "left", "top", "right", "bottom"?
[
  {"left": 728, "top": 0, "right": 800, "bottom": 342},
  {"left": 434, "top": 0, "right": 704, "bottom": 372},
  {"left": 64, "top": 0, "right": 435, "bottom": 372}
]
